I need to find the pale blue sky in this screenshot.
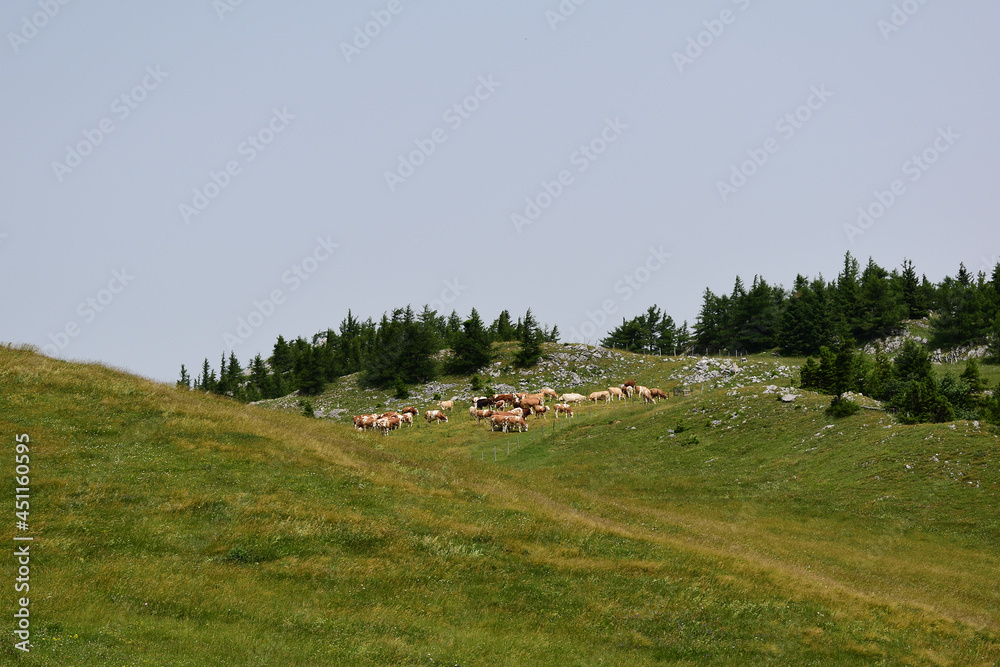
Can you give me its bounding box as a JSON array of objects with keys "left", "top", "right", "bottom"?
[{"left": 2, "top": 1, "right": 998, "bottom": 382}]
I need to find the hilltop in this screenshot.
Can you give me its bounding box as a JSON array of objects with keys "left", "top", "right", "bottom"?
[{"left": 1, "top": 344, "right": 999, "bottom": 665}]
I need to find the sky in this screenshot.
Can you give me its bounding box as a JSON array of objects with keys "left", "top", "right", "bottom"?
[{"left": 2, "top": 1, "right": 998, "bottom": 383}]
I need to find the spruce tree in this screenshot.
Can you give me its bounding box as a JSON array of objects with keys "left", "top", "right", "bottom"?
[
  {"left": 447, "top": 308, "right": 493, "bottom": 374},
  {"left": 514, "top": 308, "right": 543, "bottom": 368},
  {"left": 177, "top": 364, "right": 191, "bottom": 389}
]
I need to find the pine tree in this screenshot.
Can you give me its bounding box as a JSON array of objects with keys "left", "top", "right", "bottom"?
[
  {"left": 247, "top": 354, "right": 269, "bottom": 401},
  {"left": 858, "top": 257, "right": 906, "bottom": 341},
  {"left": 490, "top": 310, "right": 517, "bottom": 342},
  {"left": 899, "top": 258, "right": 927, "bottom": 319},
  {"left": 177, "top": 364, "right": 191, "bottom": 389},
  {"left": 296, "top": 345, "right": 326, "bottom": 396},
  {"left": 447, "top": 308, "right": 493, "bottom": 374},
  {"left": 199, "top": 358, "right": 215, "bottom": 393},
  {"left": 514, "top": 308, "right": 543, "bottom": 368}
]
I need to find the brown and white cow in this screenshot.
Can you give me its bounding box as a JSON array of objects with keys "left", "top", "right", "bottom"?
[
  {"left": 490, "top": 412, "right": 527, "bottom": 433},
  {"left": 475, "top": 408, "right": 493, "bottom": 424},
  {"left": 589, "top": 390, "right": 610, "bottom": 403},
  {"left": 649, "top": 388, "right": 668, "bottom": 401},
  {"left": 400, "top": 406, "right": 418, "bottom": 416},
  {"left": 438, "top": 400, "right": 454, "bottom": 411},
  {"left": 375, "top": 415, "right": 401, "bottom": 435},
  {"left": 353, "top": 414, "right": 377, "bottom": 431},
  {"left": 399, "top": 412, "right": 413, "bottom": 427},
  {"left": 638, "top": 386, "right": 655, "bottom": 404},
  {"left": 554, "top": 403, "right": 574, "bottom": 419},
  {"left": 539, "top": 387, "right": 559, "bottom": 401},
  {"left": 621, "top": 384, "right": 635, "bottom": 400},
  {"left": 425, "top": 410, "right": 449, "bottom": 424},
  {"left": 492, "top": 393, "right": 515, "bottom": 408},
  {"left": 608, "top": 386, "right": 624, "bottom": 401},
  {"left": 532, "top": 405, "right": 550, "bottom": 419},
  {"left": 520, "top": 395, "right": 543, "bottom": 413}
]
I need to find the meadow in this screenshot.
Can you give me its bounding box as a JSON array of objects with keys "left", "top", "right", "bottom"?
[{"left": 1, "top": 344, "right": 998, "bottom": 665}]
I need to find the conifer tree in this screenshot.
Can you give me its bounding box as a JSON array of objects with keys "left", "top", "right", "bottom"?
[
  {"left": 447, "top": 308, "right": 493, "bottom": 374},
  {"left": 514, "top": 308, "right": 543, "bottom": 368}
]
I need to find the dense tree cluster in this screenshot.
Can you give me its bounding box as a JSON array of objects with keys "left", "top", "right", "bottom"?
[
  {"left": 181, "top": 307, "right": 556, "bottom": 401},
  {"left": 600, "top": 306, "right": 693, "bottom": 354},
  {"left": 602, "top": 254, "right": 1000, "bottom": 358},
  {"left": 801, "top": 339, "right": 994, "bottom": 423}
]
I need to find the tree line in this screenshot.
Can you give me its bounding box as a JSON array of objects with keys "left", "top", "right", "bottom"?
[
  {"left": 178, "top": 307, "right": 555, "bottom": 402},
  {"left": 603, "top": 253, "right": 1000, "bottom": 359}
]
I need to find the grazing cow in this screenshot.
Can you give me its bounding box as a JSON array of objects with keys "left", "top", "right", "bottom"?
[
  {"left": 559, "top": 393, "right": 587, "bottom": 404},
  {"left": 532, "top": 405, "right": 550, "bottom": 419},
  {"left": 469, "top": 405, "right": 478, "bottom": 421},
  {"left": 424, "top": 410, "right": 449, "bottom": 424},
  {"left": 475, "top": 408, "right": 493, "bottom": 424},
  {"left": 492, "top": 393, "right": 515, "bottom": 407},
  {"left": 520, "top": 396, "right": 543, "bottom": 413},
  {"left": 621, "top": 384, "right": 635, "bottom": 400},
  {"left": 540, "top": 387, "right": 559, "bottom": 401},
  {"left": 589, "top": 391, "right": 610, "bottom": 403},
  {"left": 504, "top": 415, "right": 528, "bottom": 432},
  {"left": 399, "top": 412, "right": 413, "bottom": 427},
  {"left": 649, "top": 388, "right": 668, "bottom": 400},
  {"left": 400, "top": 406, "right": 418, "bottom": 416},
  {"left": 490, "top": 412, "right": 527, "bottom": 432},
  {"left": 438, "top": 400, "right": 454, "bottom": 411},
  {"left": 375, "top": 415, "right": 401, "bottom": 435},
  {"left": 378, "top": 411, "right": 399, "bottom": 419},
  {"left": 488, "top": 411, "right": 512, "bottom": 432},
  {"left": 509, "top": 407, "right": 524, "bottom": 417},
  {"left": 608, "top": 387, "right": 624, "bottom": 401},
  {"left": 353, "top": 414, "right": 377, "bottom": 431},
  {"left": 554, "top": 403, "right": 574, "bottom": 419},
  {"left": 638, "top": 387, "right": 655, "bottom": 404}
]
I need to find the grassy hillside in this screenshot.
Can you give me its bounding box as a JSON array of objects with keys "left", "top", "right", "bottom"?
[{"left": 1, "top": 344, "right": 999, "bottom": 665}]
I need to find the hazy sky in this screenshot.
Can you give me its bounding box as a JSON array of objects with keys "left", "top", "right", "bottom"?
[{"left": 2, "top": 1, "right": 998, "bottom": 383}]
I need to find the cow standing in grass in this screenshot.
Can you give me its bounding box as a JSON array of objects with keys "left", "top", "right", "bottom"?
[
  {"left": 425, "top": 410, "right": 448, "bottom": 424},
  {"left": 554, "top": 404, "right": 574, "bottom": 419}
]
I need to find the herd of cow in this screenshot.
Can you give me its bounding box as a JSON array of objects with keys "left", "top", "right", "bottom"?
[{"left": 352, "top": 380, "right": 668, "bottom": 435}]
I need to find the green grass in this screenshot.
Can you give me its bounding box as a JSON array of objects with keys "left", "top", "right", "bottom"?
[{"left": 1, "top": 344, "right": 999, "bottom": 665}]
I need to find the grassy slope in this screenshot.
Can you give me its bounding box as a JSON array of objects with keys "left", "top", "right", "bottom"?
[{"left": 1, "top": 345, "right": 998, "bottom": 666}]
